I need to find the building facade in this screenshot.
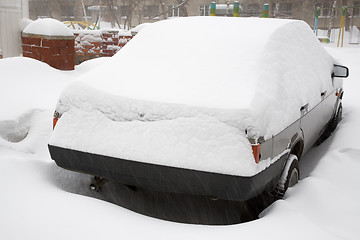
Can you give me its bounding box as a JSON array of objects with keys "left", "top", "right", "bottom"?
[
  {"left": 28, "top": 0, "right": 360, "bottom": 30},
  {"left": 0, "top": 0, "right": 29, "bottom": 58}
]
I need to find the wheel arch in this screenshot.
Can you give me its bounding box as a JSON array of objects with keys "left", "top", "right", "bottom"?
[{"left": 289, "top": 132, "right": 304, "bottom": 161}]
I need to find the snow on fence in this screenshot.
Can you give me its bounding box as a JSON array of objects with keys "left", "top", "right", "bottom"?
[
  {"left": 21, "top": 18, "right": 133, "bottom": 69},
  {"left": 73, "top": 29, "right": 132, "bottom": 65}
]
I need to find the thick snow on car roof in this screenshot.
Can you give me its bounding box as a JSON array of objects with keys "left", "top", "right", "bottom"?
[
  {"left": 69, "top": 17, "right": 334, "bottom": 138},
  {"left": 77, "top": 17, "right": 294, "bottom": 110}
]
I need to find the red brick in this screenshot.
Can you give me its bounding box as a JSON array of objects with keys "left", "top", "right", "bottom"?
[
  {"left": 102, "top": 33, "right": 112, "bottom": 38},
  {"left": 51, "top": 47, "right": 61, "bottom": 55},
  {"left": 59, "top": 47, "right": 74, "bottom": 55},
  {"left": 22, "top": 45, "right": 32, "bottom": 52},
  {"left": 92, "top": 48, "right": 101, "bottom": 54},
  {"left": 48, "top": 61, "right": 60, "bottom": 69},
  {"left": 32, "top": 38, "right": 41, "bottom": 46},
  {"left": 83, "top": 44, "right": 93, "bottom": 49},
  {"left": 102, "top": 42, "right": 113, "bottom": 46},
  {"left": 102, "top": 49, "right": 115, "bottom": 54},
  {"left": 22, "top": 37, "right": 30, "bottom": 44},
  {"left": 42, "top": 39, "right": 68, "bottom": 48},
  {"left": 41, "top": 39, "right": 53, "bottom": 47},
  {"left": 59, "top": 61, "right": 71, "bottom": 70},
  {"left": 40, "top": 52, "right": 49, "bottom": 61},
  {"left": 67, "top": 54, "right": 75, "bottom": 63},
  {"left": 23, "top": 52, "right": 32, "bottom": 58},
  {"left": 67, "top": 40, "right": 75, "bottom": 48},
  {"left": 43, "top": 47, "right": 59, "bottom": 55},
  {"left": 76, "top": 52, "right": 85, "bottom": 56},
  {"left": 31, "top": 46, "right": 43, "bottom": 55},
  {"left": 92, "top": 42, "right": 101, "bottom": 47},
  {"left": 56, "top": 40, "right": 68, "bottom": 48},
  {"left": 52, "top": 54, "right": 67, "bottom": 61},
  {"left": 31, "top": 53, "right": 41, "bottom": 61},
  {"left": 22, "top": 37, "right": 41, "bottom": 46}
]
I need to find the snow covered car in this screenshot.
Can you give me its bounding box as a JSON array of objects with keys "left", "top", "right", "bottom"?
[{"left": 48, "top": 17, "right": 348, "bottom": 202}]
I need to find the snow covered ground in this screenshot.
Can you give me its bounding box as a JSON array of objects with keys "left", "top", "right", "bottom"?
[{"left": 1, "top": 44, "right": 360, "bottom": 239}]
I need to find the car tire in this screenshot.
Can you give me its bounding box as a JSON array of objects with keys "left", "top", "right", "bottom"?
[
  {"left": 284, "top": 158, "right": 299, "bottom": 190},
  {"left": 316, "top": 102, "right": 342, "bottom": 145},
  {"left": 272, "top": 154, "right": 299, "bottom": 199},
  {"left": 331, "top": 103, "right": 342, "bottom": 131}
]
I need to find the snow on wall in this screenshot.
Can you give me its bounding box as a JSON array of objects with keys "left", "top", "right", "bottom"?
[
  {"left": 73, "top": 29, "right": 132, "bottom": 64},
  {"left": 23, "top": 18, "right": 73, "bottom": 37}
]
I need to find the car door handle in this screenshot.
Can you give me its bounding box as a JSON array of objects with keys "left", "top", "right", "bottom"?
[
  {"left": 321, "top": 91, "right": 327, "bottom": 100},
  {"left": 300, "top": 103, "right": 308, "bottom": 116}
]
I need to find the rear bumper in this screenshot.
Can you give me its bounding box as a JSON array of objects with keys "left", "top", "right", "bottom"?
[{"left": 48, "top": 144, "right": 287, "bottom": 201}]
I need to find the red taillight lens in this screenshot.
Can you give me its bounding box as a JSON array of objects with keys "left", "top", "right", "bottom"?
[
  {"left": 53, "top": 117, "right": 58, "bottom": 130},
  {"left": 252, "top": 144, "right": 260, "bottom": 164},
  {"left": 53, "top": 111, "right": 60, "bottom": 130}
]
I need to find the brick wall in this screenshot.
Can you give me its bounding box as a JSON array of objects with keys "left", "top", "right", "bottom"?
[
  {"left": 74, "top": 29, "right": 132, "bottom": 65},
  {"left": 22, "top": 33, "right": 75, "bottom": 70}
]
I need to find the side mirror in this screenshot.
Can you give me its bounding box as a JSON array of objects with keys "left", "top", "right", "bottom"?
[{"left": 333, "top": 65, "right": 349, "bottom": 78}]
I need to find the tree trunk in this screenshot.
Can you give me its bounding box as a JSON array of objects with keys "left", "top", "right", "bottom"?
[
  {"left": 342, "top": 0, "right": 350, "bottom": 31},
  {"left": 105, "top": 0, "right": 121, "bottom": 28},
  {"left": 177, "top": 0, "right": 189, "bottom": 17},
  {"left": 159, "top": 0, "right": 167, "bottom": 20},
  {"left": 274, "top": 0, "right": 279, "bottom": 18},
  {"left": 328, "top": 0, "right": 337, "bottom": 39}
]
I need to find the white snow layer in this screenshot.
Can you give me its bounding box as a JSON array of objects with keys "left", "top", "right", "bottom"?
[
  {"left": 0, "top": 41, "right": 359, "bottom": 240},
  {"left": 50, "top": 17, "right": 335, "bottom": 176},
  {"left": 19, "top": 18, "right": 33, "bottom": 32},
  {"left": 23, "top": 18, "right": 74, "bottom": 37}
]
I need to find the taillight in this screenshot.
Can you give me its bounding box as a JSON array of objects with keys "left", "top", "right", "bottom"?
[
  {"left": 53, "top": 118, "right": 58, "bottom": 129},
  {"left": 53, "top": 111, "right": 60, "bottom": 130},
  {"left": 251, "top": 144, "right": 260, "bottom": 164}
]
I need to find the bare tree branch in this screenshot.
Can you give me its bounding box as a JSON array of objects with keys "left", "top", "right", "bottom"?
[{"left": 151, "top": 0, "right": 189, "bottom": 19}]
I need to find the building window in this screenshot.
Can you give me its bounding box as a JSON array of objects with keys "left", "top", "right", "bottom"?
[
  {"left": 247, "top": 4, "right": 260, "bottom": 17},
  {"left": 168, "top": 5, "right": 183, "bottom": 17},
  {"left": 199, "top": 5, "right": 209, "bottom": 16},
  {"left": 354, "top": 1, "right": 360, "bottom": 16},
  {"left": 61, "top": 5, "right": 75, "bottom": 19},
  {"left": 320, "top": 7, "right": 330, "bottom": 17},
  {"left": 278, "top": 3, "right": 292, "bottom": 18}
]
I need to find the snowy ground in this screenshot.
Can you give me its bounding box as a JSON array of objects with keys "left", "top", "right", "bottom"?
[{"left": 1, "top": 44, "right": 360, "bottom": 239}]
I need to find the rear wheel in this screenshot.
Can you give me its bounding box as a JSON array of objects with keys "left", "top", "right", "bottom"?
[
  {"left": 272, "top": 154, "right": 299, "bottom": 199},
  {"left": 332, "top": 103, "right": 342, "bottom": 130},
  {"left": 316, "top": 103, "right": 342, "bottom": 145}
]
